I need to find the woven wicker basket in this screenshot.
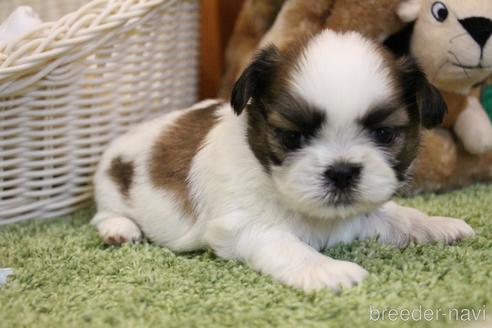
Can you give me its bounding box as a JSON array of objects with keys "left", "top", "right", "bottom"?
[{"left": 0, "top": 0, "right": 200, "bottom": 224}]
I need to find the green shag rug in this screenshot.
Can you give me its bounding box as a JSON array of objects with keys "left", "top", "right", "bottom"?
[{"left": 1, "top": 184, "right": 491, "bottom": 328}]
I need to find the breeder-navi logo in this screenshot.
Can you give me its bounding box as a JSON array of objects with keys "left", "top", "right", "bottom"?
[{"left": 369, "top": 305, "right": 487, "bottom": 322}]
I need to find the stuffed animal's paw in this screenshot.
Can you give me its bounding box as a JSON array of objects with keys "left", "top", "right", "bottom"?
[{"left": 454, "top": 97, "right": 492, "bottom": 155}]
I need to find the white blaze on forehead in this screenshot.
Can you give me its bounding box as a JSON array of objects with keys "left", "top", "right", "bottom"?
[{"left": 291, "top": 31, "right": 394, "bottom": 125}]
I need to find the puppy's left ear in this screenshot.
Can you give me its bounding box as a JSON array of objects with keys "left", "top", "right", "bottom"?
[
  {"left": 398, "top": 56, "right": 447, "bottom": 129},
  {"left": 231, "top": 45, "right": 280, "bottom": 115}
]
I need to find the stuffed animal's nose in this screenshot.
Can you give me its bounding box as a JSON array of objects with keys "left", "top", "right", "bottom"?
[{"left": 459, "top": 17, "right": 492, "bottom": 49}]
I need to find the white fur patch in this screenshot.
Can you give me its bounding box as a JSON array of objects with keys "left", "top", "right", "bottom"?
[
  {"left": 291, "top": 31, "right": 393, "bottom": 125},
  {"left": 94, "top": 215, "right": 142, "bottom": 245}
]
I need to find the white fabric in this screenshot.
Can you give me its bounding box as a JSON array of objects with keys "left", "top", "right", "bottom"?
[{"left": 0, "top": 6, "right": 42, "bottom": 45}]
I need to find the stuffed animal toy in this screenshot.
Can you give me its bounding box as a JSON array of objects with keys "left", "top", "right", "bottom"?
[
  {"left": 395, "top": 0, "right": 492, "bottom": 155},
  {"left": 221, "top": 0, "right": 285, "bottom": 99},
  {"left": 221, "top": 0, "right": 492, "bottom": 193},
  {"left": 388, "top": 0, "right": 492, "bottom": 193},
  {"left": 409, "top": 131, "right": 492, "bottom": 194}
]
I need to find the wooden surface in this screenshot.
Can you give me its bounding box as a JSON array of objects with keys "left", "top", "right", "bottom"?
[{"left": 199, "top": 0, "right": 245, "bottom": 100}]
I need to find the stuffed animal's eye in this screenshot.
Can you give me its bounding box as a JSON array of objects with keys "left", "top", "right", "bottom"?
[
  {"left": 371, "top": 127, "right": 397, "bottom": 145},
  {"left": 277, "top": 129, "right": 304, "bottom": 150},
  {"left": 431, "top": 2, "right": 448, "bottom": 22}
]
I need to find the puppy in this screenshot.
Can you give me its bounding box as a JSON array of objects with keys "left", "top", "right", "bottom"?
[{"left": 91, "top": 30, "right": 474, "bottom": 291}]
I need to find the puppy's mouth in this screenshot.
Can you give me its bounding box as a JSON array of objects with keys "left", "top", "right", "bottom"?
[
  {"left": 321, "top": 189, "right": 357, "bottom": 207},
  {"left": 448, "top": 51, "right": 492, "bottom": 72}
]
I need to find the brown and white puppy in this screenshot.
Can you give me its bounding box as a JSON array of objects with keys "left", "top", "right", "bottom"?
[{"left": 92, "top": 30, "right": 474, "bottom": 291}]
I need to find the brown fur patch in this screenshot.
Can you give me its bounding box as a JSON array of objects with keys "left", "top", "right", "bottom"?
[
  {"left": 243, "top": 42, "right": 326, "bottom": 170},
  {"left": 381, "top": 108, "right": 410, "bottom": 126},
  {"left": 108, "top": 157, "right": 135, "bottom": 198},
  {"left": 257, "top": 0, "right": 337, "bottom": 52},
  {"left": 247, "top": 98, "right": 326, "bottom": 169},
  {"left": 361, "top": 101, "right": 421, "bottom": 181},
  {"left": 105, "top": 234, "right": 128, "bottom": 245},
  {"left": 326, "top": 0, "right": 403, "bottom": 39},
  {"left": 150, "top": 104, "right": 221, "bottom": 216},
  {"left": 220, "top": 0, "right": 286, "bottom": 98}
]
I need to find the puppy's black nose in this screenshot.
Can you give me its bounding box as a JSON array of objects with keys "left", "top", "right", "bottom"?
[
  {"left": 324, "top": 163, "right": 362, "bottom": 190},
  {"left": 459, "top": 17, "right": 492, "bottom": 49}
]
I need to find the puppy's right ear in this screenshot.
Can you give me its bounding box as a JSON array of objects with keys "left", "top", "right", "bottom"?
[{"left": 231, "top": 45, "right": 280, "bottom": 115}]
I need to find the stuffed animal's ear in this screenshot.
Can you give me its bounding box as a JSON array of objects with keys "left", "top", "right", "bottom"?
[
  {"left": 398, "top": 56, "right": 447, "bottom": 129},
  {"left": 231, "top": 45, "right": 280, "bottom": 115},
  {"left": 398, "top": 0, "right": 422, "bottom": 22}
]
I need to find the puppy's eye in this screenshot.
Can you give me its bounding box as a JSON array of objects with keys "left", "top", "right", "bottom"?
[
  {"left": 431, "top": 2, "right": 448, "bottom": 22},
  {"left": 276, "top": 129, "right": 304, "bottom": 150},
  {"left": 371, "top": 127, "right": 397, "bottom": 145}
]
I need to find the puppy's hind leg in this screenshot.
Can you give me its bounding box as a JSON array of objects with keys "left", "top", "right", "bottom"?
[{"left": 91, "top": 212, "right": 142, "bottom": 246}]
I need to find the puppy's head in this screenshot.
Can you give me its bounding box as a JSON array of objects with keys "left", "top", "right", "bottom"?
[{"left": 231, "top": 30, "right": 446, "bottom": 220}]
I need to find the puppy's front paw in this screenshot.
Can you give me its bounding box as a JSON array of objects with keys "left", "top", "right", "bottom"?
[
  {"left": 410, "top": 216, "right": 475, "bottom": 245},
  {"left": 281, "top": 258, "right": 368, "bottom": 291}
]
